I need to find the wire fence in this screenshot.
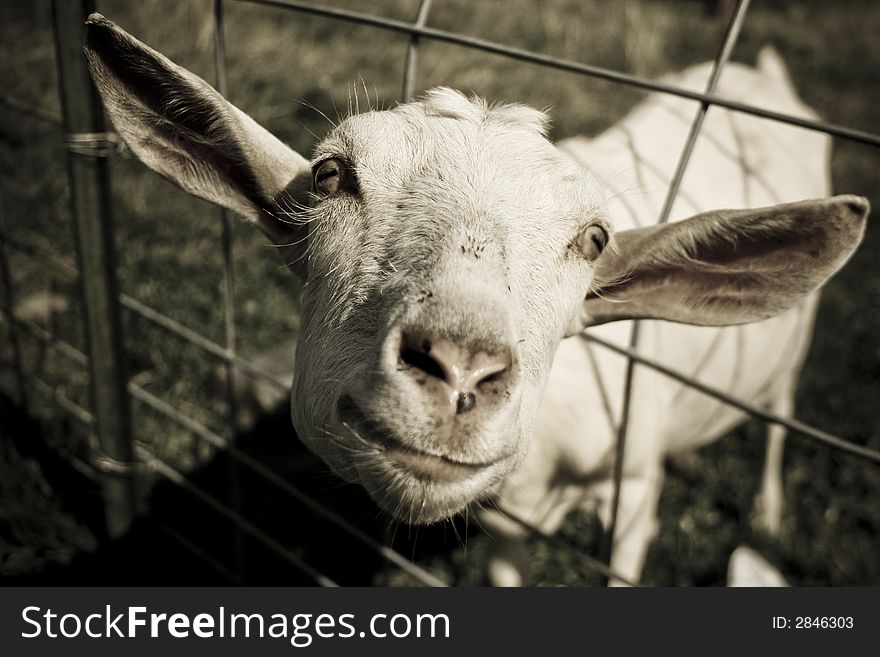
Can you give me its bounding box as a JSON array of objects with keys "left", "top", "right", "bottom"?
[{"left": 0, "top": 0, "right": 878, "bottom": 587}]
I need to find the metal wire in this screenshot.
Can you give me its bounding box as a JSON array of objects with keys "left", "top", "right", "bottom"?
[
  {"left": 212, "top": 0, "right": 248, "bottom": 583},
  {"left": 401, "top": 0, "right": 433, "bottom": 102},
  {"left": 29, "top": 375, "right": 96, "bottom": 429},
  {"left": 0, "top": 232, "right": 78, "bottom": 276},
  {"left": 582, "top": 332, "right": 880, "bottom": 465},
  {"left": 600, "top": 0, "right": 752, "bottom": 580},
  {"left": 213, "top": 2, "right": 241, "bottom": 410},
  {"left": 150, "top": 515, "right": 245, "bottom": 584},
  {"left": 656, "top": 0, "right": 753, "bottom": 228},
  {"left": 0, "top": 312, "right": 96, "bottom": 442},
  {"left": 120, "top": 294, "right": 289, "bottom": 393},
  {"left": 0, "top": 310, "right": 90, "bottom": 367},
  {"left": 0, "top": 95, "right": 62, "bottom": 125}
]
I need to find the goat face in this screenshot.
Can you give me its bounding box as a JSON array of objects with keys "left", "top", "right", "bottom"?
[{"left": 290, "top": 90, "right": 609, "bottom": 522}]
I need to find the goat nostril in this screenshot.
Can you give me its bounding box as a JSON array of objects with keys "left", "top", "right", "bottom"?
[
  {"left": 478, "top": 369, "right": 505, "bottom": 386},
  {"left": 456, "top": 391, "right": 476, "bottom": 414},
  {"left": 471, "top": 352, "right": 512, "bottom": 391},
  {"left": 400, "top": 335, "right": 446, "bottom": 381}
]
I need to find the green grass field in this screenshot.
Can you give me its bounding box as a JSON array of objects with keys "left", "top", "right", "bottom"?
[{"left": 1, "top": 0, "right": 878, "bottom": 585}]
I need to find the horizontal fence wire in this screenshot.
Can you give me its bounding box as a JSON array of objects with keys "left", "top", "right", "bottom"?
[
  {"left": 120, "top": 294, "right": 289, "bottom": 393},
  {"left": 582, "top": 332, "right": 880, "bottom": 465},
  {"left": 0, "top": 310, "right": 90, "bottom": 367},
  {"left": 29, "top": 374, "right": 95, "bottom": 429},
  {"left": 149, "top": 515, "right": 245, "bottom": 585},
  {"left": 0, "top": 95, "right": 62, "bottom": 125},
  {"left": 0, "top": 231, "right": 78, "bottom": 277},
  {"left": 236, "top": 0, "right": 880, "bottom": 148},
  {"left": 24, "top": 410, "right": 99, "bottom": 485},
  {"left": 0, "top": 293, "right": 95, "bottom": 428}
]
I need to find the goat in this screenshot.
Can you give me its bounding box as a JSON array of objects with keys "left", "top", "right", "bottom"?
[{"left": 84, "top": 14, "right": 869, "bottom": 585}]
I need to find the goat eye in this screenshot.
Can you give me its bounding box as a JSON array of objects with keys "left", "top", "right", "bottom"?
[
  {"left": 576, "top": 224, "right": 609, "bottom": 261},
  {"left": 314, "top": 158, "right": 344, "bottom": 195}
]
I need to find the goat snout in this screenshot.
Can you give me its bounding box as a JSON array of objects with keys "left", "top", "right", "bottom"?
[{"left": 398, "top": 328, "right": 514, "bottom": 417}]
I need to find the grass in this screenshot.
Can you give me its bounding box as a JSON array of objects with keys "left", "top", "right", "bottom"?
[{"left": 0, "top": 0, "right": 877, "bottom": 586}]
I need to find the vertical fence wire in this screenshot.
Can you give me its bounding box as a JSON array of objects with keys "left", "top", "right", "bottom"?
[
  {"left": 598, "top": 0, "right": 753, "bottom": 582},
  {"left": 51, "top": 0, "right": 135, "bottom": 539},
  {"left": 401, "top": 0, "right": 433, "bottom": 102},
  {"left": 213, "top": 0, "right": 248, "bottom": 582}
]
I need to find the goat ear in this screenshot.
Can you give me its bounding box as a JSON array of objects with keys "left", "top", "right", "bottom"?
[
  {"left": 570, "top": 196, "right": 869, "bottom": 332},
  {"left": 83, "top": 13, "right": 311, "bottom": 254}
]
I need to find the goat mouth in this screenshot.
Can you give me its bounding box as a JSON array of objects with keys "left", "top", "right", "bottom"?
[{"left": 336, "top": 395, "right": 502, "bottom": 484}]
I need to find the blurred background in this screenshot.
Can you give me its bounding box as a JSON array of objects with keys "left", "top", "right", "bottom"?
[{"left": 0, "top": 0, "right": 877, "bottom": 586}]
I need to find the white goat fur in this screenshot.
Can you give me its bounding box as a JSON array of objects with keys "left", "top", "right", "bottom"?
[{"left": 84, "top": 15, "right": 868, "bottom": 586}]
